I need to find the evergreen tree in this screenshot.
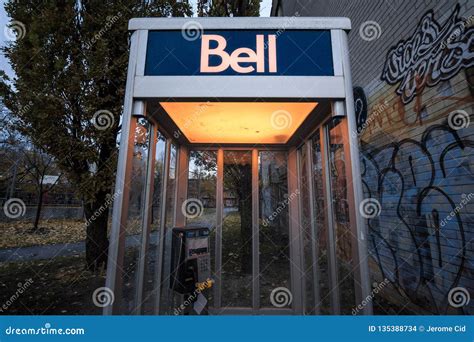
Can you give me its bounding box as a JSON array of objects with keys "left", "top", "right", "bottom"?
[
  {"left": 198, "top": 0, "right": 260, "bottom": 16},
  {"left": 0, "top": 0, "right": 192, "bottom": 270}
]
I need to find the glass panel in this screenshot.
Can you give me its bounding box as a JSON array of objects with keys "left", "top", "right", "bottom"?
[
  {"left": 312, "top": 130, "right": 331, "bottom": 314},
  {"left": 221, "top": 150, "right": 253, "bottom": 307},
  {"left": 122, "top": 117, "right": 152, "bottom": 313},
  {"left": 142, "top": 131, "right": 166, "bottom": 314},
  {"left": 186, "top": 150, "right": 217, "bottom": 307},
  {"left": 299, "top": 145, "right": 315, "bottom": 314},
  {"left": 327, "top": 118, "right": 356, "bottom": 314},
  {"left": 159, "top": 143, "right": 178, "bottom": 314},
  {"left": 259, "top": 151, "right": 291, "bottom": 308}
]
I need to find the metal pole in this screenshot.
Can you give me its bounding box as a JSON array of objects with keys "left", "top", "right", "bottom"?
[
  {"left": 154, "top": 139, "right": 171, "bottom": 314},
  {"left": 214, "top": 148, "right": 224, "bottom": 309},
  {"left": 339, "top": 29, "right": 372, "bottom": 314},
  {"left": 288, "top": 147, "right": 303, "bottom": 314},
  {"left": 321, "top": 123, "right": 340, "bottom": 315},
  {"left": 305, "top": 140, "right": 321, "bottom": 314},
  {"left": 103, "top": 30, "right": 141, "bottom": 315},
  {"left": 135, "top": 118, "right": 156, "bottom": 314},
  {"left": 251, "top": 148, "right": 259, "bottom": 311}
]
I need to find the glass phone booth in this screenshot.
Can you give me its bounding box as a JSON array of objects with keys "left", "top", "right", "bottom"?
[{"left": 104, "top": 17, "right": 372, "bottom": 315}]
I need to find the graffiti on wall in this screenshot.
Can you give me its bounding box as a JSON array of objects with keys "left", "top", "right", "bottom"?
[
  {"left": 361, "top": 3, "right": 474, "bottom": 314},
  {"left": 361, "top": 120, "right": 473, "bottom": 314},
  {"left": 353, "top": 86, "right": 368, "bottom": 134},
  {"left": 381, "top": 4, "right": 474, "bottom": 104}
]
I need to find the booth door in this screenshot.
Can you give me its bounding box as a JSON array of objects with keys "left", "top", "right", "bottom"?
[{"left": 185, "top": 149, "right": 292, "bottom": 314}]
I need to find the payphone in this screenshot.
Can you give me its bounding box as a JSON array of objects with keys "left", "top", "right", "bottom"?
[{"left": 169, "top": 226, "right": 211, "bottom": 294}]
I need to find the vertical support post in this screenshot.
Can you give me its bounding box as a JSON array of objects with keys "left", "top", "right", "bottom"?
[
  {"left": 214, "top": 148, "right": 224, "bottom": 309},
  {"left": 135, "top": 116, "right": 156, "bottom": 314},
  {"left": 305, "top": 140, "right": 321, "bottom": 315},
  {"left": 330, "top": 30, "right": 343, "bottom": 77},
  {"left": 296, "top": 148, "right": 307, "bottom": 313},
  {"left": 339, "top": 29, "right": 372, "bottom": 314},
  {"left": 251, "top": 149, "right": 260, "bottom": 310},
  {"left": 166, "top": 143, "right": 180, "bottom": 313},
  {"left": 154, "top": 140, "right": 171, "bottom": 314},
  {"left": 175, "top": 145, "right": 189, "bottom": 227},
  {"left": 104, "top": 30, "right": 141, "bottom": 315},
  {"left": 288, "top": 147, "right": 303, "bottom": 314},
  {"left": 321, "top": 124, "right": 340, "bottom": 314}
]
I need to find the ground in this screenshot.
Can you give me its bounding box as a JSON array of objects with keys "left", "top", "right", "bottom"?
[
  {"left": 0, "top": 219, "right": 106, "bottom": 315},
  {"left": 0, "top": 255, "right": 104, "bottom": 315},
  {"left": 0, "top": 215, "right": 409, "bottom": 315}
]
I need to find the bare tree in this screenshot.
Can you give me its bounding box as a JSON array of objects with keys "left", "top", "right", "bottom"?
[{"left": 22, "top": 148, "right": 62, "bottom": 232}]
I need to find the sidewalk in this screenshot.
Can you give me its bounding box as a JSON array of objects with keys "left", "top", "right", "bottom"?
[{"left": 0, "top": 234, "right": 143, "bottom": 262}]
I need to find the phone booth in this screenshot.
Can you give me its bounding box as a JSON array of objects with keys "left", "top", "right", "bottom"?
[{"left": 104, "top": 17, "right": 372, "bottom": 315}]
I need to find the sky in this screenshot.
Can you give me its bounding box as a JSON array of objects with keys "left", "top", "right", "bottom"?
[
  {"left": 0, "top": 0, "right": 272, "bottom": 80},
  {"left": 0, "top": 0, "right": 13, "bottom": 79}
]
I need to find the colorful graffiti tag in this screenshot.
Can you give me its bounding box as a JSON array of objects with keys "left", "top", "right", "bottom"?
[{"left": 381, "top": 4, "right": 474, "bottom": 104}]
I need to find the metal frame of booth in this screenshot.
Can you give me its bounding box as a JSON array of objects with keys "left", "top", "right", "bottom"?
[{"left": 104, "top": 17, "right": 372, "bottom": 315}]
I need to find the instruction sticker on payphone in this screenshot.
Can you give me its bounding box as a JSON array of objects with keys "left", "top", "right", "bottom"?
[{"left": 170, "top": 227, "right": 211, "bottom": 294}]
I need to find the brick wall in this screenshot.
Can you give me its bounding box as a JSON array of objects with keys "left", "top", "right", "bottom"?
[{"left": 276, "top": 0, "right": 474, "bottom": 314}]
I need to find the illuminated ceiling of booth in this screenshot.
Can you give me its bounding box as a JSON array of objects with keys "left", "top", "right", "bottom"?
[{"left": 159, "top": 102, "right": 318, "bottom": 144}]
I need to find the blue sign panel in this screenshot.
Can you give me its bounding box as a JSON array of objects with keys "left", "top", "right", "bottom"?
[{"left": 145, "top": 30, "right": 334, "bottom": 76}]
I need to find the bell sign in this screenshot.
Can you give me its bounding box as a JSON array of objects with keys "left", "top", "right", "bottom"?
[
  {"left": 200, "top": 34, "right": 277, "bottom": 73},
  {"left": 144, "top": 30, "right": 334, "bottom": 76}
]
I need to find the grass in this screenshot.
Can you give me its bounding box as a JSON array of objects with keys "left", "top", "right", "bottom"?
[
  {"left": 0, "top": 219, "right": 87, "bottom": 249},
  {"left": 0, "top": 216, "right": 146, "bottom": 249},
  {"left": 0, "top": 255, "right": 105, "bottom": 315}
]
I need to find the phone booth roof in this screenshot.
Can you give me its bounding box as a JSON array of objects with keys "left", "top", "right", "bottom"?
[{"left": 125, "top": 17, "right": 353, "bottom": 145}]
